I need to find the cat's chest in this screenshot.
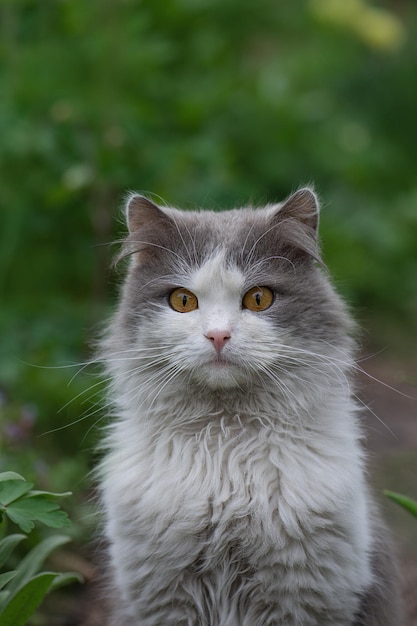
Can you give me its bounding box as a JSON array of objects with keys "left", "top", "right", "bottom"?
[
  {"left": 121, "top": 416, "right": 352, "bottom": 536},
  {"left": 104, "top": 410, "right": 369, "bottom": 594}
]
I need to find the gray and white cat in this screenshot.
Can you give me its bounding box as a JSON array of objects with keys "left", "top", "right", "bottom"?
[{"left": 98, "top": 189, "right": 402, "bottom": 625}]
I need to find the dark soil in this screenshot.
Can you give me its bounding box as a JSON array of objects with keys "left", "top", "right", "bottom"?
[{"left": 357, "top": 354, "right": 417, "bottom": 625}]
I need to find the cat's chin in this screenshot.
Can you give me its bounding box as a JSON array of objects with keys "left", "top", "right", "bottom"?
[{"left": 193, "top": 361, "right": 246, "bottom": 390}]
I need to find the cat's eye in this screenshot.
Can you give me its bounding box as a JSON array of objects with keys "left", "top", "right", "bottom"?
[
  {"left": 242, "top": 287, "right": 274, "bottom": 312},
  {"left": 169, "top": 288, "right": 199, "bottom": 313}
]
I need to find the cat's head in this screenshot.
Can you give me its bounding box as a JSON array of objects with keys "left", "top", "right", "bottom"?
[{"left": 106, "top": 189, "right": 354, "bottom": 399}]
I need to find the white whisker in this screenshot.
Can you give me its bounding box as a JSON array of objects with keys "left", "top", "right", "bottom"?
[{"left": 353, "top": 393, "right": 397, "bottom": 439}]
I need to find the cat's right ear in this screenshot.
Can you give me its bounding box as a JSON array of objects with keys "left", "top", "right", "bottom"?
[{"left": 125, "top": 194, "right": 168, "bottom": 233}]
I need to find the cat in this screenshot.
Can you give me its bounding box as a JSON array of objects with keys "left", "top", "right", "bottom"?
[{"left": 97, "top": 188, "right": 402, "bottom": 625}]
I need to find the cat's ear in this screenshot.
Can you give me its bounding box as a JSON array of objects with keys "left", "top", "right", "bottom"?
[
  {"left": 125, "top": 194, "right": 168, "bottom": 233},
  {"left": 270, "top": 187, "right": 322, "bottom": 263},
  {"left": 278, "top": 187, "right": 319, "bottom": 234}
]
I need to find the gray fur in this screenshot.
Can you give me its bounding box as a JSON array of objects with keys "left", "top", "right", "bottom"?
[{"left": 98, "top": 189, "right": 402, "bottom": 625}]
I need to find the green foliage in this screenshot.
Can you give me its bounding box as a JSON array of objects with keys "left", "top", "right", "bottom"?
[
  {"left": 0, "top": 472, "right": 81, "bottom": 626},
  {"left": 1, "top": 0, "right": 417, "bottom": 323},
  {"left": 385, "top": 491, "right": 417, "bottom": 519},
  {"left": 0, "top": 472, "right": 71, "bottom": 534},
  {"left": 0, "top": 573, "right": 64, "bottom": 626}
]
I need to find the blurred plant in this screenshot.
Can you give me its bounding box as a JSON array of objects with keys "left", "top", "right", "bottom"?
[
  {"left": 0, "top": 387, "right": 94, "bottom": 526},
  {"left": 309, "top": 0, "right": 405, "bottom": 51},
  {"left": 0, "top": 471, "right": 82, "bottom": 626},
  {"left": 385, "top": 491, "right": 417, "bottom": 519}
]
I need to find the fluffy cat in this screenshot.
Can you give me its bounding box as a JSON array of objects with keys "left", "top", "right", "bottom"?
[{"left": 98, "top": 188, "right": 402, "bottom": 625}]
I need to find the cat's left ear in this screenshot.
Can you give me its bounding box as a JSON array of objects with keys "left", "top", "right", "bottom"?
[
  {"left": 278, "top": 187, "right": 319, "bottom": 235},
  {"left": 269, "top": 187, "right": 322, "bottom": 263}
]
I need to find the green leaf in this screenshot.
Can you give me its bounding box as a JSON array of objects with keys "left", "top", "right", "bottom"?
[
  {"left": 0, "top": 480, "right": 33, "bottom": 507},
  {"left": 6, "top": 535, "right": 71, "bottom": 596},
  {"left": 29, "top": 490, "right": 72, "bottom": 499},
  {"left": 0, "top": 571, "right": 17, "bottom": 591},
  {"left": 384, "top": 491, "right": 417, "bottom": 518},
  {"left": 0, "top": 572, "right": 57, "bottom": 626},
  {"left": 0, "top": 473, "right": 25, "bottom": 483},
  {"left": 0, "top": 591, "right": 10, "bottom": 608},
  {"left": 0, "top": 535, "right": 26, "bottom": 568},
  {"left": 5, "top": 495, "right": 71, "bottom": 533},
  {"left": 50, "top": 571, "right": 83, "bottom": 591},
  {"left": 23, "top": 492, "right": 71, "bottom": 528},
  {"left": 3, "top": 505, "right": 35, "bottom": 534}
]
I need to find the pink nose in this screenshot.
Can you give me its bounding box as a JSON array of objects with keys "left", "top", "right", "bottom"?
[{"left": 205, "top": 330, "right": 231, "bottom": 354}]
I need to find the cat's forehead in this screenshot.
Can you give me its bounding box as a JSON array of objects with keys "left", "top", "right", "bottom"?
[
  {"left": 188, "top": 250, "right": 246, "bottom": 297},
  {"left": 167, "top": 206, "right": 275, "bottom": 264},
  {"left": 173, "top": 206, "right": 269, "bottom": 240}
]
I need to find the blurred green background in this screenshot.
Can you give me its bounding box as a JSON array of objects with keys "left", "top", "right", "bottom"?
[{"left": 1, "top": 0, "right": 416, "bottom": 553}]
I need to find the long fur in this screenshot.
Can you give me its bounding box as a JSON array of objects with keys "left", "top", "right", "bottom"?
[{"left": 97, "top": 190, "right": 402, "bottom": 625}]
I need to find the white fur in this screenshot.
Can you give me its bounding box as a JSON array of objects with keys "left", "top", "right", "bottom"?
[{"left": 99, "top": 254, "right": 373, "bottom": 625}]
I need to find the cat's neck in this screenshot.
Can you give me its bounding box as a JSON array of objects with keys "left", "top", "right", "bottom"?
[{"left": 109, "top": 369, "right": 358, "bottom": 445}]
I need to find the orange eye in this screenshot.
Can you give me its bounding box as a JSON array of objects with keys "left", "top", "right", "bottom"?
[
  {"left": 169, "top": 288, "right": 198, "bottom": 313},
  {"left": 242, "top": 287, "right": 273, "bottom": 312}
]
